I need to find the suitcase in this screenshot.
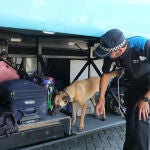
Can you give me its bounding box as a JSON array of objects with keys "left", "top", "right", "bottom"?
[
  {"left": 0, "top": 58, "right": 20, "bottom": 82},
  {"left": 0, "top": 79, "right": 47, "bottom": 124}
]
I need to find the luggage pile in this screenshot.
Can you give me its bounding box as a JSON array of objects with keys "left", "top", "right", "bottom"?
[{"left": 0, "top": 56, "right": 53, "bottom": 136}]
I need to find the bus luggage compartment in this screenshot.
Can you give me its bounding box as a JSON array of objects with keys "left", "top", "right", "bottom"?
[{"left": 0, "top": 113, "right": 71, "bottom": 150}]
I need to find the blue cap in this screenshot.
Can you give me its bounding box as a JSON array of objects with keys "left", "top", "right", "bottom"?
[{"left": 93, "top": 29, "right": 126, "bottom": 58}]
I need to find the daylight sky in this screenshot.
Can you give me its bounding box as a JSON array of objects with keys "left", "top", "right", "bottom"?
[{"left": 0, "top": 0, "right": 149, "bottom": 37}]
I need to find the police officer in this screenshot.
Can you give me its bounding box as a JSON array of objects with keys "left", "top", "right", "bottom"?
[{"left": 94, "top": 29, "right": 150, "bottom": 150}]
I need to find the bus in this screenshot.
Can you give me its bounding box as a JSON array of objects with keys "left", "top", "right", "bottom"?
[{"left": 0, "top": 0, "right": 149, "bottom": 149}]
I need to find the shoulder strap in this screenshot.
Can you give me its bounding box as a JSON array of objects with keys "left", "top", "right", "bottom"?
[
  {"left": 0, "top": 56, "right": 17, "bottom": 70},
  {"left": 0, "top": 112, "right": 18, "bottom": 137}
]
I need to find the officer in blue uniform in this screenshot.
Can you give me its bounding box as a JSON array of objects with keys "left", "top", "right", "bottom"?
[{"left": 94, "top": 29, "right": 150, "bottom": 150}]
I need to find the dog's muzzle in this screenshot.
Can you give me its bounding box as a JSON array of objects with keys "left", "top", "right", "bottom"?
[{"left": 50, "top": 105, "right": 62, "bottom": 116}]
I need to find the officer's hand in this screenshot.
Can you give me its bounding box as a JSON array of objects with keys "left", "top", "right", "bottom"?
[
  {"left": 136, "top": 100, "right": 150, "bottom": 121},
  {"left": 95, "top": 100, "right": 105, "bottom": 116}
]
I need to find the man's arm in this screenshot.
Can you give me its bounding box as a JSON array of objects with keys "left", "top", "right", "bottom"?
[
  {"left": 95, "top": 73, "right": 110, "bottom": 115},
  {"left": 95, "top": 56, "right": 116, "bottom": 115}
]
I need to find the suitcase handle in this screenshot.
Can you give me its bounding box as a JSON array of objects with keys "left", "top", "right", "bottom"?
[{"left": 20, "top": 108, "right": 39, "bottom": 117}]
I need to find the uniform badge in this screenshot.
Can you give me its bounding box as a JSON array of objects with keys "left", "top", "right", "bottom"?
[{"left": 139, "top": 56, "right": 146, "bottom": 61}]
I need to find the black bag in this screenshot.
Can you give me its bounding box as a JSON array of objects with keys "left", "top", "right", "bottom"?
[
  {"left": 0, "top": 79, "right": 47, "bottom": 124},
  {"left": 105, "top": 87, "right": 126, "bottom": 117},
  {"left": 106, "top": 72, "right": 126, "bottom": 116},
  {"left": 0, "top": 112, "right": 18, "bottom": 137}
]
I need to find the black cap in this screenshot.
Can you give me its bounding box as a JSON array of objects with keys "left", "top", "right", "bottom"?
[{"left": 93, "top": 29, "right": 126, "bottom": 58}]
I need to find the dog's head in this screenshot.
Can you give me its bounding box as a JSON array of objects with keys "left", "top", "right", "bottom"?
[{"left": 51, "top": 90, "right": 70, "bottom": 115}]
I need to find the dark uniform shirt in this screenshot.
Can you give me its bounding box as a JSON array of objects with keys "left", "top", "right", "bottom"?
[
  {"left": 102, "top": 36, "right": 150, "bottom": 104},
  {"left": 102, "top": 36, "right": 150, "bottom": 81}
]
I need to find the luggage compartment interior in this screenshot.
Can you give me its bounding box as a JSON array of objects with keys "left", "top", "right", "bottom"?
[
  {"left": 47, "top": 58, "right": 70, "bottom": 89},
  {"left": 0, "top": 27, "right": 126, "bottom": 148}
]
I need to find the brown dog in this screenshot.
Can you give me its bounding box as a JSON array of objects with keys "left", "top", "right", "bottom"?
[{"left": 52, "top": 70, "right": 122, "bottom": 131}]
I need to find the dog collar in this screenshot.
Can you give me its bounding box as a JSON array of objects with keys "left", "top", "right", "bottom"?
[{"left": 63, "top": 89, "right": 72, "bottom": 102}]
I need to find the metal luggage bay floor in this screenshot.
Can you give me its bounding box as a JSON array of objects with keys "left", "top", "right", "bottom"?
[{"left": 72, "top": 113, "right": 125, "bottom": 135}]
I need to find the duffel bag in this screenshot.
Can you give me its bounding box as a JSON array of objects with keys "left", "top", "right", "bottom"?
[{"left": 0, "top": 57, "right": 19, "bottom": 82}]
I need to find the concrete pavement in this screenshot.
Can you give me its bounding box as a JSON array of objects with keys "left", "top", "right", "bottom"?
[{"left": 41, "top": 124, "right": 126, "bottom": 150}]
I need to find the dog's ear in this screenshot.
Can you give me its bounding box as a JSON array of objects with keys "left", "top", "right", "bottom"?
[{"left": 62, "top": 96, "right": 70, "bottom": 104}]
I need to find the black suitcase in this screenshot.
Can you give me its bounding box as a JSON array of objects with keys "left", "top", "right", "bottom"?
[{"left": 0, "top": 79, "right": 47, "bottom": 124}]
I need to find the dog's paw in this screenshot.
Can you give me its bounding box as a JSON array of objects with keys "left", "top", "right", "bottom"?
[
  {"left": 78, "top": 126, "right": 84, "bottom": 132},
  {"left": 71, "top": 120, "right": 76, "bottom": 126},
  {"left": 101, "top": 117, "right": 106, "bottom": 121}
]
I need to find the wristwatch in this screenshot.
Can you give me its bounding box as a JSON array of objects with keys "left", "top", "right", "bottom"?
[{"left": 143, "top": 97, "right": 150, "bottom": 103}]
